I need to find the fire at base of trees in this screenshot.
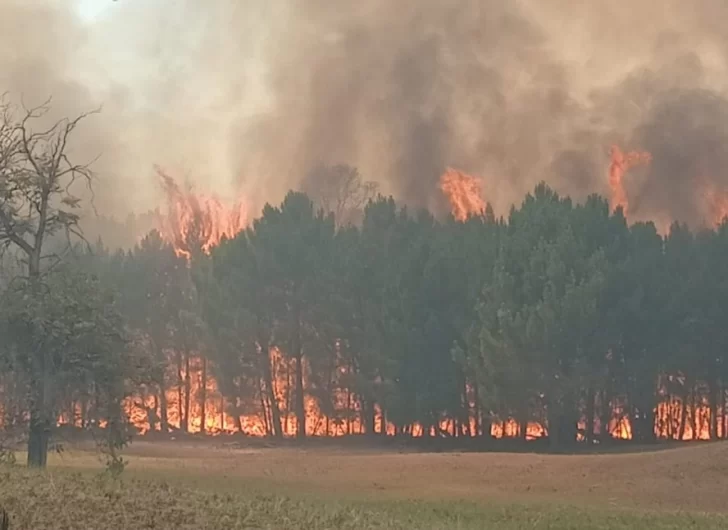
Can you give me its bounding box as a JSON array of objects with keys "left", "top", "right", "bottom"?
[{"left": 3, "top": 97, "right": 728, "bottom": 471}]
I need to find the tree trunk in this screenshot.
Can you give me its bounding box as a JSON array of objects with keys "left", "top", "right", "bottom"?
[
  {"left": 363, "top": 401, "right": 376, "bottom": 436},
  {"left": 183, "top": 353, "right": 191, "bottom": 433},
  {"left": 292, "top": 310, "right": 306, "bottom": 439},
  {"left": 472, "top": 382, "right": 481, "bottom": 437},
  {"left": 200, "top": 356, "right": 207, "bottom": 434},
  {"left": 159, "top": 384, "right": 169, "bottom": 433},
  {"left": 294, "top": 348, "right": 305, "bottom": 439},
  {"left": 547, "top": 404, "right": 560, "bottom": 450},
  {"left": 519, "top": 397, "right": 530, "bottom": 441},
  {"left": 80, "top": 395, "right": 88, "bottom": 429},
  {"left": 721, "top": 381, "right": 726, "bottom": 440},
  {"left": 691, "top": 387, "right": 699, "bottom": 440},
  {"left": 220, "top": 395, "right": 225, "bottom": 432},
  {"left": 599, "top": 389, "right": 611, "bottom": 441},
  {"left": 461, "top": 382, "right": 471, "bottom": 438},
  {"left": 585, "top": 387, "right": 596, "bottom": 444},
  {"left": 710, "top": 378, "right": 718, "bottom": 440},
  {"left": 260, "top": 342, "right": 282, "bottom": 438},
  {"left": 27, "top": 259, "right": 51, "bottom": 468},
  {"left": 678, "top": 386, "right": 689, "bottom": 441},
  {"left": 235, "top": 413, "right": 244, "bottom": 434},
  {"left": 176, "top": 352, "right": 184, "bottom": 430},
  {"left": 259, "top": 389, "right": 270, "bottom": 436},
  {"left": 633, "top": 398, "right": 657, "bottom": 444},
  {"left": 27, "top": 407, "right": 49, "bottom": 468},
  {"left": 458, "top": 374, "right": 470, "bottom": 438},
  {"left": 724, "top": 386, "right": 728, "bottom": 440},
  {"left": 346, "top": 386, "right": 353, "bottom": 435}
]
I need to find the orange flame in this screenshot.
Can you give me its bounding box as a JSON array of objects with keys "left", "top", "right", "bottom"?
[
  {"left": 155, "top": 166, "right": 248, "bottom": 260},
  {"left": 702, "top": 180, "right": 728, "bottom": 227},
  {"left": 608, "top": 145, "right": 652, "bottom": 216},
  {"left": 439, "top": 168, "right": 487, "bottom": 221},
  {"left": 55, "top": 372, "right": 726, "bottom": 442},
  {"left": 490, "top": 420, "right": 545, "bottom": 440}
]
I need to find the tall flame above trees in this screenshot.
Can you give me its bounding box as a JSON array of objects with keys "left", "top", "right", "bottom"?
[
  {"left": 439, "top": 168, "right": 487, "bottom": 221},
  {"left": 607, "top": 145, "right": 652, "bottom": 216},
  {"left": 701, "top": 179, "right": 728, "bottom": 227},
  {"left": 155, "top": 166, "right": 248, "bottom": 260}
]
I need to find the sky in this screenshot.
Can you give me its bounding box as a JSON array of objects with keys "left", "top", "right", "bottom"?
[
  {"left": 29, "top": 0, "right": 271, "bottom": 218},
  {"left": 75, "top": 0, "right": 111, "bottom": 22},
  {"left": 7, "top": 0, "right": 728, "bottom": 233}
]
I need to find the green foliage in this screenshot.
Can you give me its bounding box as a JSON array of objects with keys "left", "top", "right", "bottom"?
[
  {"left": 0, "top": 262, "right": 134, "bottom": 467},
  {"left": 8, "top": 169, "right": 728, "bottom": 453}
]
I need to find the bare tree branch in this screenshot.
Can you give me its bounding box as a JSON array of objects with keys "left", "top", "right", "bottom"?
[{"left": 0, "top": 95, "right": 100, "bottom": 280}]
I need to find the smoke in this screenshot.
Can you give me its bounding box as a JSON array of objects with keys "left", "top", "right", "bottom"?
[{"left": 2, "top": 0, "right": 728, "bottom": 236}]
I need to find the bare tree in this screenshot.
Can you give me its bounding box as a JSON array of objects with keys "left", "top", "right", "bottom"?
[
  {"left": 0, "top": 94, "right": 99, "bottom": 467},
  {"left": 300, "top": 164, "right": 378, "bottom": 226}
]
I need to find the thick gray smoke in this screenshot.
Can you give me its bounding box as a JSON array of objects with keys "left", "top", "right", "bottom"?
[{"left": 2, "top": 0, "right": 728, "bottom": 242}]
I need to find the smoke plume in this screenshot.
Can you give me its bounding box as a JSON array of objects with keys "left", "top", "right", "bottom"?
[{"left": 2, "top": 0, "right": 728, "bottom": 239}]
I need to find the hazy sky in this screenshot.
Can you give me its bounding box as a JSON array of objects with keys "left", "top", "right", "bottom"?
[
  {"left": 7, "top": 0, "right": 728, "bottom": 230},
  {"left": 75, "top": 0, "right": 110, "bottom": 22}
]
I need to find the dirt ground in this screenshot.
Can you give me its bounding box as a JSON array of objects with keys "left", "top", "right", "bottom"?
[{"left": 45, "top": 438, "right": 728, "bottom": 514}]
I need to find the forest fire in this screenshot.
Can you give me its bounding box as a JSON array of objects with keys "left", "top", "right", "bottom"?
[
  {"left": 439, "top": 168, "right": 487, "bottom": 221},
  {"left": 608, "top": 145, "right": 652, "bottom": 215},
  {"left": 155, "top": 166, "right": 249, "bottom": 260},
  {"left": 47, "top": 156, "right": 728, "bottom": 446},
  {"left": 702, "top": 179, "right": 728, "bottom": 227},
  {"left": 122, "top": 347, "right": 370, "bottom": 437}
]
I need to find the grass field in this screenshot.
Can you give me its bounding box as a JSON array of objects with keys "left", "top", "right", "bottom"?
[{"left": 2, "top": 439, "right": 728, "bottom": 529}]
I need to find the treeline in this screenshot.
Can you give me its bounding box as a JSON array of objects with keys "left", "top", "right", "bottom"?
[
  {"left": 2, "top": 120, "right": 728, "bottom": 453},
  {"left": 26, "top": 179, "right": 728, "bottom": 449}
]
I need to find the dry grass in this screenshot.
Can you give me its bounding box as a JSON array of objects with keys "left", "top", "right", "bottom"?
[
  {"left": 47, "top": 439, "right": 728, "bottom": 512},
  {"left": 2, "top": 439, "right": 728, "bottom": 528}
]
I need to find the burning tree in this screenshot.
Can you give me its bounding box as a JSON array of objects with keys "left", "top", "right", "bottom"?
[
  {"left": 152, "top": 168, "right": 250, "bottom": 434},
  {"left": 607, "top": 145, "right": 651, "bottom": 216},
  {"left": 439, "top": 168, "right": 487, "bottom": 221},
  {"left": 156, "top": 166, "right": 247, "bottom": 261}
]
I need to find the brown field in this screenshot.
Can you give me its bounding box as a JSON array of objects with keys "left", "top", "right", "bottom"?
[
  {"left": 3, "top": 439, "right": 728, "bottom": 528},
  {"left": 46, "top": 439, "right": 728, "bottom": 512}
]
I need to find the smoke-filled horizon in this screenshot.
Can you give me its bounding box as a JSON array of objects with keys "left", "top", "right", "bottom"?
[{"left": 3, "top": 0, "right": 728, "bottom": 233}]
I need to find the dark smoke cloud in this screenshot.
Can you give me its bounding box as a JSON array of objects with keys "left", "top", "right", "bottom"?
[
  {"left": 231, "top": 0, "right": 728, "bottom": 225},
  {"left": 3, "top": 0, "right": 728, "bottom": 241},
  {"left": 238, "top": 0, "right": 572, "bottom": 215},
  {"left": 630, "top": 89, "right": 728, "bottom": 229}
]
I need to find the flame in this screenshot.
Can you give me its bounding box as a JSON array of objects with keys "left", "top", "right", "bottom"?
[
  {"left": 55, "top": 373, "right": 725, "bottom": 442},
  {"left": 50, "top": 164, "right": 728, "bottom": 443},
  {"left": 702, "top": 179, "right": 728, "bottom": 227},
  {"left": 155, "top": 166, "right": 248, "bottom": 259},
  {"left": 608, "top": 145, "right": 652, "bottom": 215},
  {"left": 490, "top": 420, "right": 545, "bottom": 440},
  {"left": 119, "top": 346, "right": 370, "bottom": 437},
  {"left": 439, "top": 168, "right": 487, "bottom": 221}
]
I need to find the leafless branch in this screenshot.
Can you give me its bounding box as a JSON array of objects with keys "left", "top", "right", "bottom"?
[{"left": 0, "top": 95, "right": 100, "bottom": 280}]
